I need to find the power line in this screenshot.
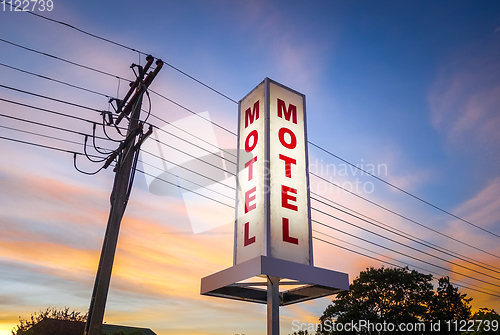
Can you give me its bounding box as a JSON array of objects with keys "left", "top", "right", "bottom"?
[
  {"left": 312, "top": 194, "right": 500, "bottom": 276},
  {"left": 312, "top": 236, "right": 500, "bottom": 298},
  {"left": 147, "top": 136, "right": 235, "bottom": 177},
  {"left": 146, "top": 129, "right": 500, "bottom": 284},
  {"left": 148, "top": 65, "right": 498, "bottom": 251},
  {"left": 313, "top": 228, "right": 500, "bottom": 296},
  {"left": 3, "top": 130, "right": 497, "bottom": 298},
  {"left": 125, "top": 128, "right": 500, "bottom": 287},
  {"left": 152, "top": 125, "right": 237, "bottom": 165},
  {"left": 1, "top": 57, "right": 237, "bottom": 161},
  {"left": 4, "top": 4, "right": 238, "bottom": 103},
  {"left": 310, "top": 171, "right": 500, "bottom": 260},
  {"left": 142, "top": 157, "right": 500, "bottom": 292},
  {"left": 149, "top": 90, "right": 237, "bottom": 136},
  {"left": 309, "top": 142, "right": 500, "bottom": 239},
  {"left": 2, "top": 5, "right": 237, "bottom": 103},
  {"left": 139, "top": 158, "right": 234, "bottom": 201},
  {"left": 140, "top": 149, "right": 235, "bottom": 191},
  {"left": 0, "top": 97, "right": 129, "bottom": 136},
  {"left": 136, "top": 168, "right": 233, "bottom": 208},
  {"left": 0, "top": 112, "right": 113, "bottom": 143},
  {"left": 0, "top": 61, "right": 113, "bottom": 98},
  {"left": 311, "top": 190, "right": 500, "bottom": 273},
  {"left": 149, "top": 113, "right": 237, "bottom": 159},
  {"left": 0, "top": 124, "right": 111, "bottom": 159},
  {"left": 0, "top": 84, "right": 103, "bottom": 113},
  {"left": 0, "top": 124, "right": 82, "bottom": 147},
  {"left": 156, "top": 64, "right": 238, "bottom": 104},
  {"left": 0, "top": 134, "right": 77, "bottom": 155},
  {"left": 311, "top": 210, "right": 500, "bottom": 289},
  {"left": 0, "top": 97, "right": 98, "bottom": 124},
  {"left": 4, "top": 73, "right": 498, "bottom": 278},
  {"left": 20, "top": 7, "right": 149, "bottom": 56},
  {"left": 142, "top": 142, "right": 499, "bottom": 286},
  {"left": 6, "top": 101, "right": 497, "bottom": 287},
  {"left": 0, "top": 37, "right": 131, "bottom": 81},
  {"left": 0, "top": 39, "right": 237, "bottom": 152},
  {"left": 0, "top": 38, "right": 237, "bottom": 138},
  {"left": 0, "top": 96, "right": 235, "bottom": 189}
]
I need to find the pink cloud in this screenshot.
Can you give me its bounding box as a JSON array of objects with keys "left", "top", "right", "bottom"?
[{"left": 454, "top": 177, "right": 500, "bottom": 228}]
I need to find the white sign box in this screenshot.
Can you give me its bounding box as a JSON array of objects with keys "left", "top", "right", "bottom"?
[{"left": 234, "top": 78, "right": 312, "bottom": 266}]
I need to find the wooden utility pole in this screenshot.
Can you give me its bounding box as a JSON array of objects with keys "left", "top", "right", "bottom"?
[{"left": 84, "top": 56, "right": 162, "bottom": 335}]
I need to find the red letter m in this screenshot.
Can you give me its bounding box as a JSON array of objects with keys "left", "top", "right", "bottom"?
[
  {"left": 245, "top": 101, "right": 259, "bottom": 128},
  {"left": 277, "top": 99, "right": 297, "bottom": 124}
]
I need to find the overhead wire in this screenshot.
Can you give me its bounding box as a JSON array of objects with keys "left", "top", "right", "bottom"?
[
  {"left": 312, "top": 208, "right": 500, "bottom": 288},
  {"left": 134, "top": 138, "right": 500, "bottom": 294},
  {"left": 0, "top": 112, "right": 114, "bottom": 143},
  {"left": 149, "top": 112, "right": 237, "bottom": 159},
  {"left": 308, "top": 142, "right": 500, "bottom": 239},
  {"left": 0, "top": 134, "right": 78, "bottom": 155},
  {"left": 313, "top": 229, "right": 500, "bottom": 296},
  {"left": 0, "top": 124, "right": 81, "bottom": 147},
  {"left": 312, "top": 236, "right": 500, "bottom": 298},
  {"left": 137, "top": 135, "right": 500, "bottom": 285},
  {"left": 140, "top": 149, "right": 235, "bottom": 191},
  {"left": 0, "top": 125, "right": 111, "bottom": 159},
  {"left": 310, "top": 171, "right": 500, "bottom": 260},
  {"left": 311, "top": 190, "right": 500, "bottom": 272},
  {"left": 312, "top": 194, "right": 500, "bottom": 276},
  {"left": 0, "top": 0, "right": 238, "bottom": 103},
  {"left": 0, "top": 97, "right": 101, "bottom": 124},
  {"left": 0, "top": 61, "right": 113, "bottom": 99},
  {"left": 147, "top": 136, "right": 235, "bottom": 177},
  {"left": 139, "top": 158, "right": 234, "bottom": 201},
  {"left": 0, "top": 37, "right": 131, "bottom": 82},
  {"left": 136, "top": 168, "right": 233, "bottom": 208},
  {"left": 151, "top": 124, "right": 237, "bottom": 166},
  {"left": 147, "top": 90, "right": 500, "bottom": 272},
  {"left": 0, "top": 44, "right": 236, "bottom": 160},
  {"left": 0, "top": 84, "right": 104, "bottom": 113},
  {"left": 149, "top": 89, "right": 237, "bottom": 136}
]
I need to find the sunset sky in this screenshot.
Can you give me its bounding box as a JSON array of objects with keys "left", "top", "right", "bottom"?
[{"left": 1, "top": 1, "right": 500, "bottom": 334}]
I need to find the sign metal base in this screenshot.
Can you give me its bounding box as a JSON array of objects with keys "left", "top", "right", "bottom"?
[{"left": 201, "top": 256, "right": 349, "bottom": 306}]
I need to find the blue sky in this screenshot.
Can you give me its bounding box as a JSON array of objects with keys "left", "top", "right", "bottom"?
[{"left": 1, "top": 1, "right": 500, "bottom": 334}]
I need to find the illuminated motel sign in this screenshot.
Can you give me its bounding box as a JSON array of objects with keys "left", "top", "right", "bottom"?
[
  {"left": 201, "top": 79, "right": 348, "bottom": 335},
  {"left": 235, "top": 79, "right": 312, "bottom": 265}
]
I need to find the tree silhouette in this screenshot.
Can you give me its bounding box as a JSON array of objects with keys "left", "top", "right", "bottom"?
[
  {"left": 12, "top": 307, "right": 87, "bottom": 335},
  {"left": 317, "top": 266, "right": 473, "bottom": 334}
]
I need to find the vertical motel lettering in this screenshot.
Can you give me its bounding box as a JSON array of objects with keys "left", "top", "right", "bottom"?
[{"left": 243, "top": 99, "right": 300, "bottom": 247}]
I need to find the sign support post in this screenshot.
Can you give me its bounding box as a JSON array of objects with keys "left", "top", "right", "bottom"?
[{"left": 267, "top": 276, "right": 280, "bottom": 334}]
